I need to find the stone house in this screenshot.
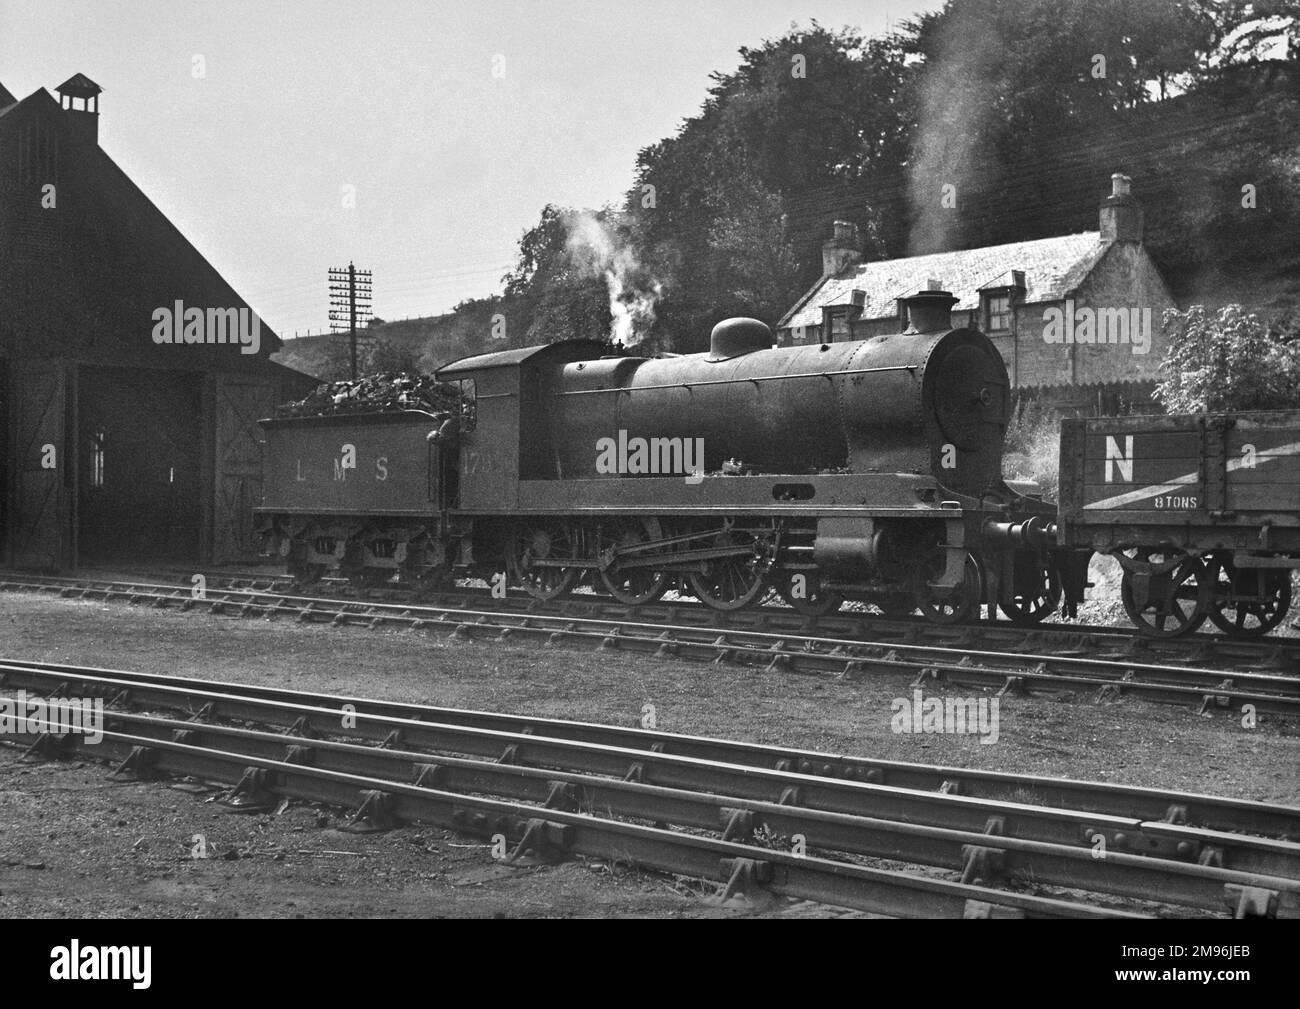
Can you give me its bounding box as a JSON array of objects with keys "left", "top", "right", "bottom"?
[{"left": 776, "top": 175, "right": 1176, "bottom": 408}]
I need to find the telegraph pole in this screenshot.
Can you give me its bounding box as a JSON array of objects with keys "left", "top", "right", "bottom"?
[{"left": 328, "top": 262, "right": 373, "bottom": 379}]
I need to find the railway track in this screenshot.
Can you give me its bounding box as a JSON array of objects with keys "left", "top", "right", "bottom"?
[
  {"left": 202, "top": 571, "right": 1300, "bottom": 669},
  {"left": 6, "top": 573, "right": 1300, "bottom": 717},
  {"left": 12, "top": 569, "right": 1300, "bottom": 673},
  {"left": 3, "top": 658, "right": 1298, "bottom": 918}
]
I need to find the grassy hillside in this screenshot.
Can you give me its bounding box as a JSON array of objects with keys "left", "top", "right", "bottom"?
[{"left": 272, "top": 295, "right": 532, "bottom": 380}]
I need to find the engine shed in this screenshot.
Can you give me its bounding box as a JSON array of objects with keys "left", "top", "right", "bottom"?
[{"left": 0, "top": 74, "right": 315, "bottom": 570}]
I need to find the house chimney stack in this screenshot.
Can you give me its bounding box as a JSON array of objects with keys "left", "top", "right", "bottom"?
[
  {"left": 1100, "top": 172, "right": 1143, "bottom": 243},
  {"left": 822, "top": 220, "right": 862, "bottom": 277},
  {"left": 55, "top": 73, "right": 102, "bottom": 146}
]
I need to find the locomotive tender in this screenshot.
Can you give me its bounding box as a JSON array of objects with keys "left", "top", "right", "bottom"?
[{"left": 257, "top": 289, "right": 1062, "bottom": 623}]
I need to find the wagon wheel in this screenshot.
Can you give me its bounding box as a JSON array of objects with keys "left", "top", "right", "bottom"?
[
  {"left": 1119, "top": 549, "right": 1209, "bottom": 638},
  {"left": 1000, "top": 560, "right": 1062, "bottom": 626},
  {"left": 910, "top": 549, "right": 982, "bottom": 625},
  {"left": 774, "top": 571, "right": 844, "bottom": 617},
  {"left": 686, "top": 528, "right": 769, "bottom": 611},
  {"left": 506, "top": 521, "right": 579, "bottom": 601},
  {"left": 597, "top": 518, "right": 671, "bottom": 606},
  {"left": 1205, "top": 554, "right": 1293, "bottom": 637}
]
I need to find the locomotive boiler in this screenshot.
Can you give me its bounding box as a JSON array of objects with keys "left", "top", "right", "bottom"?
[{"left": 257, "top": 289, "right": 1061, "bottom": 624}]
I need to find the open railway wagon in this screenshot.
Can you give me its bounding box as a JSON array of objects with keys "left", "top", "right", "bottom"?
[
  {"left": 1056, "top": 409, "right": 1300, "bottom": 636},
  {"left": 256, "top": 291, "right": 1062, "bottom": 624}
]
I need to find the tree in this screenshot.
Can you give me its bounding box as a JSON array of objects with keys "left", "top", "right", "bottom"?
[
  {"left": 707, "top": 178, "right": 804, "bottom": 324},
  {"left": 502, "top": 204, "right": 617, "bottom": 345},
  {"left": 319, "top": 336, "right": 419, "bottom": 382},
  {"left": 627, "top": 23, "right": 913, "bottom": 347},
  {"left": 1155, "top": 304, "right": 1300, "bottom": 412}
]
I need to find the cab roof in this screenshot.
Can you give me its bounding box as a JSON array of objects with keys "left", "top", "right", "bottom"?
[{"left": 436, "top": 339, "right": 610, "bottom": 378}]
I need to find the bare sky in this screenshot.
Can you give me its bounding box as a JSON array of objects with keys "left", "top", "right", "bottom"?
[{"left": 0, "top": 0, "right": 938, "bottom": 337}]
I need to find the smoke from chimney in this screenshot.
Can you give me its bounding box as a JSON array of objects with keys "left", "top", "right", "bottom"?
[
  {"left": 565, "top": 212, "right": 664, "bottom": 346},
  {"left": 907, "top": 14, "right": 1002, "bottom": 254}
]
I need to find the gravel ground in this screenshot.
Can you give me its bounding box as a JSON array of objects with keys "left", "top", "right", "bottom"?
[{"left": 1, "top": 586, "right": 1297, "bottom": 919}]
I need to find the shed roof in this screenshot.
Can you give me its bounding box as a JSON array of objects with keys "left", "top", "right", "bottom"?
[
  {"left": 56, "top": 73, "right": 102, "bottom": 96},
  {"left": 779, "top": 232, "right": 1108, "bottom": 330}
]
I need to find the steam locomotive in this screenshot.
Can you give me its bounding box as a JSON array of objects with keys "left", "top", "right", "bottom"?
[{"left": 257, "top": 288, "right": 1067, "bottom": 625}]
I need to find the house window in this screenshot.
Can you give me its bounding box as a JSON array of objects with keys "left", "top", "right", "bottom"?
[
  {"left": 984, "top": 292, "right": 1012, "bottom": 333},
  {"left": 823, "top": 307, "right": 852, "bottom": 343},
  {"left": 91, "top": 427, "right": 106, "bottom": 488}
]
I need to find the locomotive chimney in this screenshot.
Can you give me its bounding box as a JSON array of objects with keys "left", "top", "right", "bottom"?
[
  {"left": 1099, "top": 172, "right": 1143, "bottom": 244},
  {"left": 822, "top": 220, "right": 862, "bottom": 277},
  {"left": 901, "top": 287, "right": 957, "bottom": 334}
]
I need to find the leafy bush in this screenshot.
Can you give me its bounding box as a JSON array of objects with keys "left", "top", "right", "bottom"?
[{"left": 1156, "top": 304, "right": 1300, "bottom": 413}]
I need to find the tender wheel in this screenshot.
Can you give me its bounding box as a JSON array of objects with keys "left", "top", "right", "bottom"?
[
  {"left": 775, "top": 572, "right": 843, "bottom": 617},
  {"left": 1000, "top": 559, "right": 1061, "bottom": 626},
  {"left": 911, "top": 549, "right": 982, "bottom": 625},
  {"left": 409, "top": 567, "right": 453, "bottom": 596},
  {"left": 686, "top": 529, "right": 768, "bottom": 611},
  {"left": 506, "top": 522, "right": 579, "bottom": 601},
  {"left": 286, "top": 546, "right": 325, "bottom": 586},
  {"left": 291, "top": 564, "right": 326, "bottom": 587},
  {"left": 1205, "top": 555, "right": 1292, "bottom": 637},
  {"left": 1119, "top": 549, "right": 1209, "bottom": 638},
  {"left": 347, "top": 569, "right": 392, "bottom": 589},
  {"left": 597, "top": 518, "right": 671, "bottom": 605}
]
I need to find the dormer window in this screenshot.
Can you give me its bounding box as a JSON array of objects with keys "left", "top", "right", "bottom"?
[
  {"left": 984, "top": 291, "right": 1012, "bottom": 333},
  {"left": 822, "top": 306, "right": 853, "bottom": 343}
]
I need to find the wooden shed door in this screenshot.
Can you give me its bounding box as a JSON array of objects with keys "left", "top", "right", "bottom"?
[
  {"left": 10, "top": 362, "right": 69, "bottom": 570},
  {"left": 214, "top": 377, "right": 277, "bottom": 562}
]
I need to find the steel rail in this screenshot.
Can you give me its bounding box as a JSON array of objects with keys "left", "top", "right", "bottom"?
[
  {"left": 0, "top": 723, "right": 1140, "bottom": 919},
  {"left": 3, "top": 661, "right": 1297, "bottom": 875},
  {"left": 6, "top": 656, "right": 1299, "bottom": 838},
  {"left": 7, "top": 571, "right": 1300, "bottom": 675},
  {"left": 3, "top": 575, "right": 1299, "bottom": 714},
  {"left": 9, "top": 706, "right": 1292, "bottom": 916}
]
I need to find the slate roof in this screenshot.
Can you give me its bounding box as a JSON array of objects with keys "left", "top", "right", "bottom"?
[
  {"left": 778, "top": 231, "right": 1109, "bottom": 330},
  {"left": 0, "top": 79, "right": 290, "bottom": 366}
]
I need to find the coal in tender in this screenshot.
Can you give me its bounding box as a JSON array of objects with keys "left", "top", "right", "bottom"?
[{"left": 275, "top": 373, "right": 462, "bottom": 418}]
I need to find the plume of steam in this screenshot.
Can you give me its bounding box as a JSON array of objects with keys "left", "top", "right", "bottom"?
[
  {"left": 565, "top": 212, "right": 663, "bottom": 346},
  {"left": 908, "top": 12, "right": 1003, "bottom": 254}
]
